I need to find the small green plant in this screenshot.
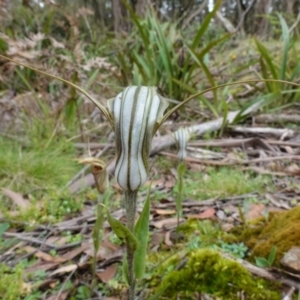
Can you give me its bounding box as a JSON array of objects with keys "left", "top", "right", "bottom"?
[
  {"left": 215, "top": 241, "right": 248, "bottom": 259},
  {"left": 0, "top": 223, "right": 18, "bottom": 252},
  {"left": 173, "top": 127, "right": 190, "bottom": 238},
  {"left": 255, "top": 14, "right": 300, "bottom": 109},
  {"left": 255, "top": 246, "right": 277, "bottom": 268},
  {"left": 0, "top": 263, "right": 26, "bottom": 300}
]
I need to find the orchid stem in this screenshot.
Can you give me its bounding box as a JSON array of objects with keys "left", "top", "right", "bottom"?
[{"left": 124, "top": 190, "right": 137, "bottom": 300}]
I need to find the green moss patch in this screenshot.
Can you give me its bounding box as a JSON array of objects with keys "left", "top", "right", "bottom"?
[
  {"left": 236, "top": 205, "right": 300, "bottom": 265},
  {"left": 151, "top": 249, "right": 280, "bottom": 299}
]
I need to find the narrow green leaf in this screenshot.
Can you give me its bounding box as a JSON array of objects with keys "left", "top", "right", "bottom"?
[
  {"left": 102, "top": 205, "right": 139, "bottom": 252},
  {"left": 255, "top": 257, "right": 269, "bottom": 268},
  {"left": 259, "top": 56, "right": 272, "bottom": 92},
  {"left": 147, "top": 285, "right": 169, "bottom": 300},
  {"left": 254, "top": 39, "right": 278, "bottom": 80},
  {"left": 192, "top": 0, "right": 222, "bottom": 48},
  {"left": 0, "top": 223, "right": 9, "bottom": 237},
  {"left": 219, "top": 99, "right": 228, "bottom": 137},
  {"left": 267, "top": 246, "right": 277, "bottom": 265},
  {"left": 197, "top": 34, "right": 231, "bottom": 59},
  {"left": 122, "top": 257, "right": 129, "bottom": 286},
  {"left": 121, "top": 0, "right": 154, "bottom": 77},
  {"left": 133, "top": 186, "right": 151, "bottom": 279},
  {"left": 277, "top": 14, "right": 290, "bottom": 81},
  {"left": 185, "top": 46, "right": 218, "bottom": 112}
]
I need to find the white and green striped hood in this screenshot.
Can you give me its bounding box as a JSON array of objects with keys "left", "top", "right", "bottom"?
[{"left": 108, "top": 86, "right": 169, "bottom": 191}]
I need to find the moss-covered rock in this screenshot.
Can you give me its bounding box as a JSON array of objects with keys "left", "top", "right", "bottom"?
[
  {"left": 150, "top": 249, "right": 280, "bottom": 299},
  {"left": 237, "top": 206, "right": 300, "bottom": 265}
]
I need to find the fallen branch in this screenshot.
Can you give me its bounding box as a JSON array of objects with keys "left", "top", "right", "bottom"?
[
  {"left": 255, "top": 114, "right": 300, "bottom": 124},
  {"left": 221, "top": 252, "right": 300, "bottom": 291},
  {"left": 230, "top": 126, "right": 296, "bottom": 139},
  {"left": 189, "top": 138, "right": 300, "bottom": 148},
  {"left": 160, "top": 151, "right": 300, "bottom": 166}
]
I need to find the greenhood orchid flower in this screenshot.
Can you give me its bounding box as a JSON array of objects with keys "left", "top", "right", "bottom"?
[
  {"left": 107, "top": 86, "right": 169, "bottom": 191},
  {"left": 173, "top": 127, "right": 191, "bottom": 161}
]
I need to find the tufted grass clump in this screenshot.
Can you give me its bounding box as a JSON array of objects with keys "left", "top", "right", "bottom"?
[
  {"left": 0, "top": 136, "right": 79, "bottom": 196},
  {"left": 184, "top": 167, "right": 272, "bottom": 200}
]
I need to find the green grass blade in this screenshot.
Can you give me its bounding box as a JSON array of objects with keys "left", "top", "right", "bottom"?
[
  {"left": 268, "top": 246, "right": 277, "bottom": 266},
  {"left": 254, "top": 39, "right": 278, "bottom": 80},
  {"left": 122, "top": 0, "right": 154, "bottom": 78},
  {"left": 277, "top": 14, "right": 290, "bottom": 81},
  {"left": 197, "top": 34, "right": 231, "bottom": 60},
  {"left": 191, "top": 0, "right": 222, "bottom": 49}
]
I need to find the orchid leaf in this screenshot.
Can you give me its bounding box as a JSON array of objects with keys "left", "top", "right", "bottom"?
[
  {"left": 133, "top": 185, "right": 151, "bottom": 280},
  {"left": 102, "top": 205, "right": 139, "bottom": 252}
]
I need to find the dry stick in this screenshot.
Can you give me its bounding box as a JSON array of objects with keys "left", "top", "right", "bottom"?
[
  {"left": 221, "top": 253, "right": 300, "bottom": 291},
  {"left": 230, "top": 126, "right": 296, "bottom": 139},
  {"left": 160, "top": 151, "right": 300, "bottom": 166},
  {"left": 189, "top": 138, "right": 300, "bottom": 148},
  {"left": 255, "top": 114, "right": 300, "bottom": 124},
  {"left": 3, "top": 232, "right": 81, "bottom": 250}
]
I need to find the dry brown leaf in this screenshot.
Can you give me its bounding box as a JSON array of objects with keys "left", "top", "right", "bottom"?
[
  {"left": 46, "top": 291, "right": 69, "bottom": 300},
  {"left": 151, "top": 217, "right": 184, "bottom": 229},
  {"left": 84, "top": 244, "right": 112, "bottom": 259},
  {"left": 285, "top": 164, "right": 300, "bottom": 175},
  {"left": 155, "top": 209, "right": 176, "bottom": 215},
  {"left": 164, "top": 231, "right": 173, "bottom": 247},
  {"left": 284, "top": 146, "right": 295, "bottom": 154},
  {"left": 187, "top": 207, "right": 216, "bottom": 219},
  {"left": 50, "top": 264, "right": 77, "bottom": 276},
  {"left": 60, "top": 244, "right": 88, "bottom": 261},
  {"left": 101, "top": 239, "right": 120, "bottom": 251},
  {"left": 97, "top": 264, "right": 117, "bottom": 283},
  {"left": 46, "top": 236, "right": 68, "bottom": 246},
  {"left": 24, "top": 246, "right": 65, "bottom": 263},
  {"left": 2, "top": 188, "right": 29, "bottom": 209},
  {"left": 25, "top": 262, "right": 59, "bottom": 274},
  {"left": 151, "top": 232, "right": 165, "bottom": 246},
  {"left": 246, "top": 204, "right": 265, "bottom": 221}
]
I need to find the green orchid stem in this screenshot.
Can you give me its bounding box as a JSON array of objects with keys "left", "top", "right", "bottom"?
[
  {"left": 176, "top": 161, "right": 185, "bottom": 243},
  {"left": 124, "top": 190, "right": 137, "bottom": 300}
]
